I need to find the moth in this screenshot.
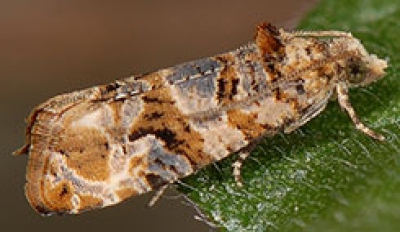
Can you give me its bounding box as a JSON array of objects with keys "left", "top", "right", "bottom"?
[{"left": 15, "top": 23, "right": 387, "bottom": 215}]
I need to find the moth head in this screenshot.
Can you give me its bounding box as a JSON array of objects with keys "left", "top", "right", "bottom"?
[
  {"left": 339, "top": 37, "right": 388, "bottom": 87},
  {"left": 346, "top": 54, "right": 387, "bottom": 87}
]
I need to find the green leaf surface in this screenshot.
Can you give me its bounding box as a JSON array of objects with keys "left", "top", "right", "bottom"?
[{"left": 178, "top": 0, "right": 400, "bottom": 231}]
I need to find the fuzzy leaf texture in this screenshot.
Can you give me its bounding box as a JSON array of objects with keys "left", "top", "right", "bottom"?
[{"left": 177, "top": 0, "right": 400, "bottom": 231}]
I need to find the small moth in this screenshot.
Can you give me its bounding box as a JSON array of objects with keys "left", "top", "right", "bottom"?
[{"left": 15, "top": 23, "right": 387, "bottom": 215}]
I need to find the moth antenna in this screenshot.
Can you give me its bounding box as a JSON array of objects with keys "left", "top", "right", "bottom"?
[{"left": 282, "top": 29, "right": 352, "bottom": 39}]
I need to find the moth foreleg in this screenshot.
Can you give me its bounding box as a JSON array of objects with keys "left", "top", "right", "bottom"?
[{"left": 336, "top": 83, "right": 385, "bottom": 141}]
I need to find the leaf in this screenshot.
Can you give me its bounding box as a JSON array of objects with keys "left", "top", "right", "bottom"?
[{"left": 178, "top": 0, "right": 400, "bottom": 231}]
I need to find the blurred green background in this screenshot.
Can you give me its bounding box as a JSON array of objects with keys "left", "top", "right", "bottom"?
[{"left": 0, "top": 1, "right": 315, "bottom": 231}]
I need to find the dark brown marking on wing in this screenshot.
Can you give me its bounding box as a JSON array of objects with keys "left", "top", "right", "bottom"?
[
  {"left": 255, "top": 23, "right": 286, "bottom": 85},
  {"left": 215, "top": 54, "right": 240, "bottom": 105},
  {"left": 129, "top": 73, "right": 212, "bottom": 170},
  {"left": 104, "top": 82, "right": 122, "bottom": 93},
  {"left": 217, "top": 78, "right": 227, "bottom": 100},
  {"left": 231, "top": 78, "right": 240, "bottom": 97},
  {"left": 129, "top": 127, "right": 184, "bottom": 150},
  {"left": 274, "top": 88, "right": 283, "bottom": 101},
  {"left": 255, "top": 23, "right": 284, "bottom": 59},
  {"left": 296, "top": 84, "right": 306, "bottom": 95},
  {"left": 227, "top": 109, "right": 268, "bottom": 141},
  {"left": 145, "top": 173, "right": 168, "bottom": 189},
  {"left": 143, "top": 112, "right": 165, "bottom": 120}
]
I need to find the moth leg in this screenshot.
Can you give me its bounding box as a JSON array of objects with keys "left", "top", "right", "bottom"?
[
  {"left": 232, "top": 140, "right": 261, "bottom": 187},
  {"left": 336, "top": 83, "right": 385, "bottom": 141},
  {"left": 148, "top": 184, "right": 170, "bottom": 207},
  {"left": 284, "top": 93, "right": 330, "bottom": 134},
  {"left": 232, "top": 151, "right": 251, "bottom": 188}
]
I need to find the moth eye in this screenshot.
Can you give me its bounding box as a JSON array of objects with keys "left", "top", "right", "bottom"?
[{"left": 347, "top": 60, "right": 366, "bottom": 84}]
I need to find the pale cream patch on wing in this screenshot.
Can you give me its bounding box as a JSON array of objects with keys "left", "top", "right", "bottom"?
[
  {"left": 190, "top": 114, "right": 247, "bottom": 160},
  {"left": 168, "top": 84, "right": 219, "bottom": 116},
  {"left": 71, "top": 104, "right": 113, "bottom": 129},
  {"left": 246, "top": 97, "right": 295, "bottom": 126}
]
